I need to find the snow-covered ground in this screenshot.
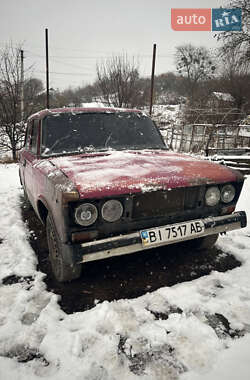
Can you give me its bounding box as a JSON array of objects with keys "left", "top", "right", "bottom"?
[
  {"left": 0, "top": 164, "right": 250, "bottom": 380},
  {"left": 152, "top": 104, "right": 182, "bottom": 126}
]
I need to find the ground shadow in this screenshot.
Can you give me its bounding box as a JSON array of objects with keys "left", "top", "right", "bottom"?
[{"left": 19, "top": 196, "right": 241, "bottom": 314}]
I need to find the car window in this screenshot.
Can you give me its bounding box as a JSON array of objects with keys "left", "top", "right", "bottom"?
[
  {"left": 30, "top": 120, "right": 39, "bottom": 154},
  {"left": 24, "top": 126, "right": 29, "bottom": 149},
  {"left": 25, "top": 120, "right": 39, "bottom": 154},
  {"left": 25, "top": 121, "right": 33, "bottom": 150},
  {"left": 41, "top": 112, "right": 166, "bottom": 156}
]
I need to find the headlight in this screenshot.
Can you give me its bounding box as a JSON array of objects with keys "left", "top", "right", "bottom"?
[
  {"left": 74, "top": 203, "right": 98, "bottom": 226},
  {"left": 221, "top": 184, "right": 235, "bottom": 203},
  {"left": 205, "top": 186, "right": 220, "bottom": 206},
  {"left": 101, "top": 200, "right": 123, "bottom": 222}
]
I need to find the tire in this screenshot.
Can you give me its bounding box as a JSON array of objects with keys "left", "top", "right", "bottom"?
[
  {"left": 189, "top": 234, "right": 219, "bottom": 250},
  {"left": 46, "top": 214, "right": 82, "bottom": 282}
]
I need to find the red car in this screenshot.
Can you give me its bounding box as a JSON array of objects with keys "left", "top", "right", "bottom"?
[{"left": 19, "top": 107, "right": 247, "bottom": 282}]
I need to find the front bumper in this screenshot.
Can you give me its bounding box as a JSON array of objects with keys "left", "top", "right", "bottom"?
[{"left": 75, "top": 211, "right": 247, "bottom": 264}]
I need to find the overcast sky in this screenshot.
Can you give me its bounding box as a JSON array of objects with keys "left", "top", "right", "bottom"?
[{"left": 1, "top": 0, "right": 227, "bottom": 90}]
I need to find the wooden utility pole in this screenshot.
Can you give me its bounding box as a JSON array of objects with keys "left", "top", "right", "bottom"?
[
  {"left": 45, "top": 28, "right": 50, "bottom": 109},
  {"left": 149, "top": 43, "right": 156, "bottom": 116},
  {"left": 20, "top": 49, "right": 24, "bottom": 121}
]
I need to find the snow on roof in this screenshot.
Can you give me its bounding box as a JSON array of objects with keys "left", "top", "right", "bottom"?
[
  {"left": 212, "top": 92, "right": 234, "bottom": 102},
  {"left": 28, "top": 106, "right": 142, "bottom": 120},
  {"left": 80, "top": 102, "right": 107, "bottom": 108}
]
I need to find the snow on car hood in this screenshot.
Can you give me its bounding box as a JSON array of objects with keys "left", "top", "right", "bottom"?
[{"left": 49, "top": 150, "right": 242, "bottom": 199}]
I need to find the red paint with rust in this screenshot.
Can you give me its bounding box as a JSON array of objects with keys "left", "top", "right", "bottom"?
[{"left": 48, "top": 150, "right": 242, "bottom": 199}]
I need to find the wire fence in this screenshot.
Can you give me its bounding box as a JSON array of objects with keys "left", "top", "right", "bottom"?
[
  {"left": 209, "top": 154, "right": 250, "bottom": 175},
  {"left": 160, "top": 123, "right": 250, "bottom": 155}
]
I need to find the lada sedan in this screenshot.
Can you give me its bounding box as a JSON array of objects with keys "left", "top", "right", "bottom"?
[{"left": 19, "top": 108, "right": 247, "bottom": 282}]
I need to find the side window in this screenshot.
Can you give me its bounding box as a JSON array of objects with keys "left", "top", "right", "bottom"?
[
  {"left": 23, "top": 125, "right": 28, "bottom": 148},
  {"left": 30, "top": 120, "right": 39, "bottom": 154},
  {"left": 25, "top": 121, "right": 33, "bottom": 150},
  {"left": 24, "top": 120, "right": 39, "bottom": 154}
]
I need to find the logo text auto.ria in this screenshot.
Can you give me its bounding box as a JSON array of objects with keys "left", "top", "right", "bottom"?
[{"left": 171, "top": 8, "right": 242, "bottom": 31}]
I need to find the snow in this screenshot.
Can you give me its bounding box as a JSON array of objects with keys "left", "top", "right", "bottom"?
[
  {"left": 50, "top": 150, "right": 186, "bottom": 197},
  {"left": 152, "top": 104, "right": 182, "bottom": 126},
  {"left": 212, "top": 92, "right": 234, "bottom": 102},
  {"left": 212, "top": 155, "right": 250, "bottom": 160},
  {"left": 181, "top": 334, "right": 250, "bottom": 380},
  {"left": 80, "top": 102, "right": 107, "bottom": 108},
  {"left": 0, "top": 163, "right": 250, "bottom": 380}
]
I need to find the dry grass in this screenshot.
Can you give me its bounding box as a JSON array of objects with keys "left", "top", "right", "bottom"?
[{"left": 0, "top": 156, "right": 16, "bottom": 164}]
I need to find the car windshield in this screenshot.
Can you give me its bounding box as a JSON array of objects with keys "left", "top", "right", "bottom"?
[{"left": 41, "top": 111, "right": 166, "bottom": 156}]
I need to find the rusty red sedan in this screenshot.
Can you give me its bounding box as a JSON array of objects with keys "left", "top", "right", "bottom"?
[{"left": 19, "top": 108, "right": 247, "bottom": 282}]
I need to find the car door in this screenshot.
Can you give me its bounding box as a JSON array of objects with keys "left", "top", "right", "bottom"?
[{"left": 21, "top": 119, "right": 39, "bottom": 207}]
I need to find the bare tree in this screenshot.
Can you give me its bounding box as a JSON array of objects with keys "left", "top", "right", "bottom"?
[
  {"left": 0, "top": 43, "right": 25, "bottom": 160},
  {"left": 175, "top": 44, "right": 216, "bottom": 104},
  {"left": 216, "top": 0, "right": 250, "bottom": 64},
  {"left": 96, "top": 54, "right": 140, "bottom": 108},
  {"left": 0, "top": 44, "right": 43, "bottom": 160},
  {"left": 24, "top": 78, "right": 43, "bottom": 108},
  {"left": 215, "top": 0, "right": 250, "bottom": 111},
  {"left": 219, "top": 46, "right": 250, "bottom": 111}
]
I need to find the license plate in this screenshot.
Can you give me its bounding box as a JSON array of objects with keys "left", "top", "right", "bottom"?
[{"left": 140, "top": 220, "right": 205, "bottom": 247}]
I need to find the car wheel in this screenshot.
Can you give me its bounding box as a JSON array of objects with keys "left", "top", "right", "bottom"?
[
  {"left": 189, "top": 234, "right": 219, "bottom": 250},
  {"left": 46, "top": 214, "right": 82, "bottom": 282}
]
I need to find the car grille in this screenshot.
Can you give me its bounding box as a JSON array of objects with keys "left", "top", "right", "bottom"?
[{"left": 132, "top": 186, "right": 204, "bottom": 219}]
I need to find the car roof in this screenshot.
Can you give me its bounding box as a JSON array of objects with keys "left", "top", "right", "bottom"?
[{"left": 28, "top": 107, "right": 143, "bottom": 121}]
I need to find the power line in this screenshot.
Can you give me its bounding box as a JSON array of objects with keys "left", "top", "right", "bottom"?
[
  {"left": 34, "top": 70, "right": 93, "bottom": 76},
  {"left": 26, "top": 50, "right": 93, "bottom": 70},
  {"left": 51, "top": 57, "right": 92, "bottom": 70},
  {"left": 48, "top": 54, "right": 176, "bottom": 59},
  {"left": 23, "top": 48, "right": 177, "bottom": 60}
]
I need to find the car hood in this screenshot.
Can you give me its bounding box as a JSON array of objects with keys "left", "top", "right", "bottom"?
[{"left": 49, "top": 150, "right": 242, "bottom": 199}]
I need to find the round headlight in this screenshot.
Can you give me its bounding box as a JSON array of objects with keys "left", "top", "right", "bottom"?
[
  {"left": 221, "top": 184, "right": 235, "bottom": 203},
  {"left": 205, "top": 186, "right": 220, "bottom": 206},
  {"left": 101, "top": 200, "right": 123, "bottom": 222},
  {"left": 75, "top": 203, "right": 98, "bottom": 226}
]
